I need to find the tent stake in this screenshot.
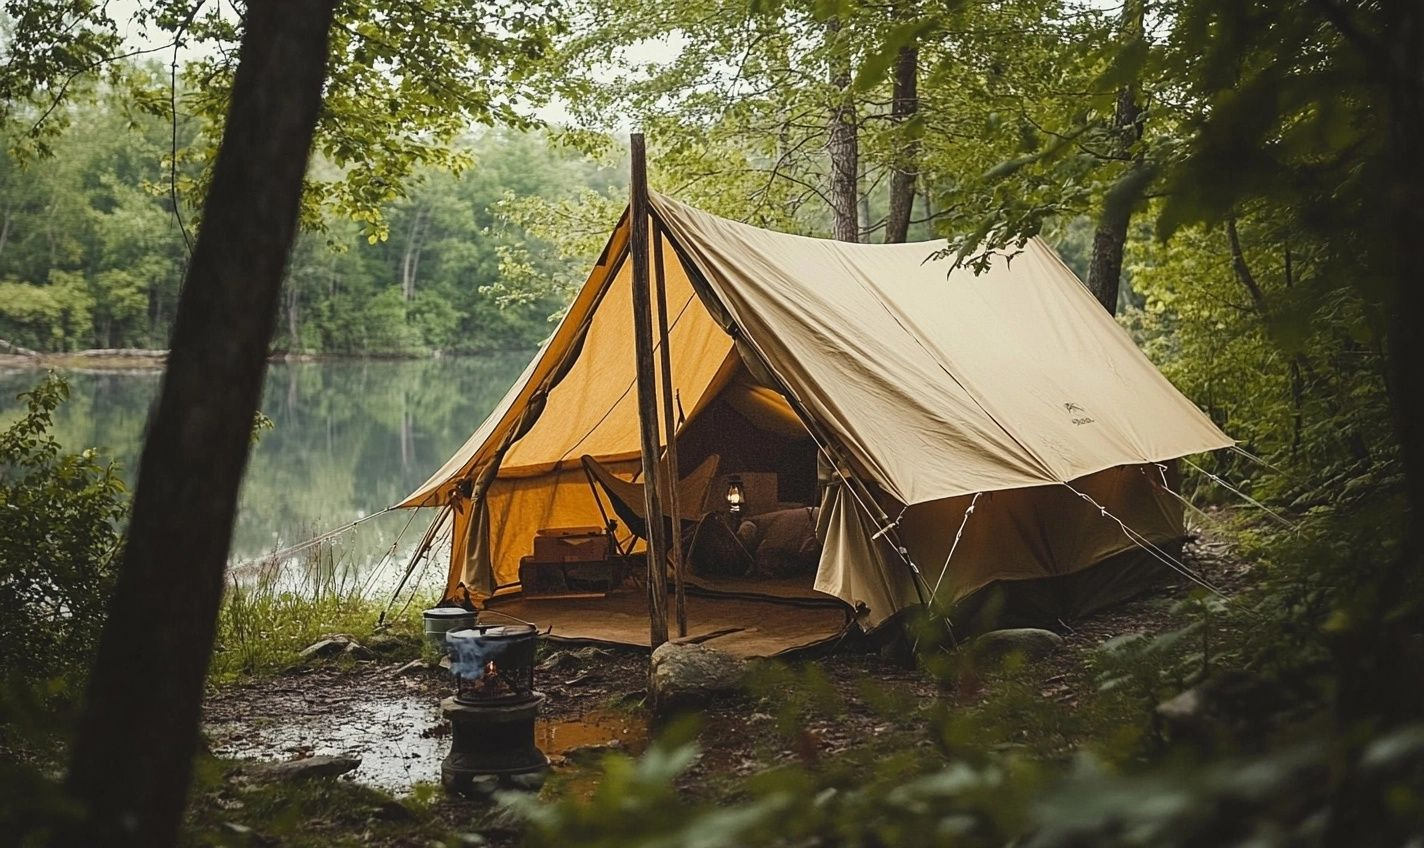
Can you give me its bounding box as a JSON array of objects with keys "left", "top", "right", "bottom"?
[
  {"left": 652, "top": 219, "right": 689, "bottom": 637},
  {"left": 629, "top": 133, "right": 671, "bottom": 648}
]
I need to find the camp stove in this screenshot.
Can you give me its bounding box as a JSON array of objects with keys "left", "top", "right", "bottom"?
[{"left": 440, "top": 621, "right": 549, "bottom": 793}]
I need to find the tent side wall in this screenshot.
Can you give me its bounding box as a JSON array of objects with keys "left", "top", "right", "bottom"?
[{"left": 814, "top": 463, "right": 1185, "bottom": 630}]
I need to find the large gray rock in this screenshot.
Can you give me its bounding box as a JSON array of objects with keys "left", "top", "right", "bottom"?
[
  {"left": 342, "top": 641, "right": 376, "bottom": 660},
  {"left": 1155, "top": 670, "right": 1278, "bottom": 746},
  {"left": 245, "top": 754, "right": 360, "bottom": 782},
  {"left": 298, "top": 633, "right": 371, "bottom": 661},
  {"left": 298, "top": 638, "right": 349, "bottom": 660},
  {"left": 970, "top": 628, "right": 1064, "bottom": 665},
  {"left": 650, "top": 642, "right": 747, "bottom": 712}
]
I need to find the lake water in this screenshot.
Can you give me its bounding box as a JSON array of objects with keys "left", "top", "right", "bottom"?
[{"left": 0, "top": 355, "right": 529, "bottom": 598}]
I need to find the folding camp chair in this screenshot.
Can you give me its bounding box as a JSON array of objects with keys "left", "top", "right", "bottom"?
[{"left": 580, "top": 453, "right": 722, "bottom": 548}]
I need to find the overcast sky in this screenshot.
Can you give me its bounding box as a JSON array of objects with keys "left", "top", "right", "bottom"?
[{"left": 105, "top": 0, "right": 684, "bottom": 130}]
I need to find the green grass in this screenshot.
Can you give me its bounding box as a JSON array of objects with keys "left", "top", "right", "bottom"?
[{"left": 211, "top": 542, "right": 425, "bottom": 683}]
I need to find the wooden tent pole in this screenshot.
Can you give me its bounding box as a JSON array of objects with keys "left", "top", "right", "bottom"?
[
  {"left": 629, "top": 133, "right": 670, "bottom": 648},
  {"left": 652, "top": 219, "right": 688, "bottom": 637}
]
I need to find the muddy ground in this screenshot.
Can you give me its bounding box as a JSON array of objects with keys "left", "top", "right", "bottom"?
[{"left": 196, "top": 534, "right": 1245, "bottom": 845}]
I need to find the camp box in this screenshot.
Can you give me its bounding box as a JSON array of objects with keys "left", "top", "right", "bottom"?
[
  {"left": 531, "top": 525, "right": 609, "bottom": 563},
  {"left": 519, "top": 526, "right": 626, "bottom": 597}
]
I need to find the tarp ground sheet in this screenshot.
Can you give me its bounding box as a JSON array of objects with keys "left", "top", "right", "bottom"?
[{"left": 487, "top": 588, "right": 848, "bottom": 657}]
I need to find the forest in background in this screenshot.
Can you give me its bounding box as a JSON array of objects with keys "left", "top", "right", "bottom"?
[{"left": 0, "top": 72, "right": 622, "bottom": 356}]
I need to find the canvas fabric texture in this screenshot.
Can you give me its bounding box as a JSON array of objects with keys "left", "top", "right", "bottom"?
[{"left": 400, "top": 194, "right": 1232, "bottom": 628}]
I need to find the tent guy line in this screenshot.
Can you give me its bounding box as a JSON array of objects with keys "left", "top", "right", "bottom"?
[{"left": 1061, "top": 481, "right": 1228, "bottom": 598}]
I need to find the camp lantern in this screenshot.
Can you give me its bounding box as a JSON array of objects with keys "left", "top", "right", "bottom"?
[{"left": 725, "top": 475, "right": 745, "bottom": 517}]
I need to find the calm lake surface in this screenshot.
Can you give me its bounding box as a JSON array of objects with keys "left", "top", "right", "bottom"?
[{"left": 0, "top": 355, "right": 529, "bottom": 597}]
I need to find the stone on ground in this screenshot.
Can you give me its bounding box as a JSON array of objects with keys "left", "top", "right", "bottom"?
[
  {"left": 245, "top": 754, "right": 361, "bottom": 782},
  {"left": 650, "top": 642, "right": 747, "bottom": 712},
  {"left": 970, "top": 628, "right": 1064, "bottom": 665},
  {"left": 390, "top": 658, "right": 427, "bottom": 676},
  {"left": 365, "top": 632, "right": 408, "bottom": 654},
  {"left": 299, "top": 633, "right": 377, "bottom": 661},
  {"left": 342, "top": 641, "right": 376, "bottom": 660},
  {"left": 1155, "top": 670, "right": 1279, "bottom": 746}
]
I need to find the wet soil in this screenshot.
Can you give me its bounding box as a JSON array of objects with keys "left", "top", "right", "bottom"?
[
  {"left": 203, "top": 644, "right": 651, "bottom": 795},
  {"left": 198, "top": 533, "right": 1245, "bottom": 843}
]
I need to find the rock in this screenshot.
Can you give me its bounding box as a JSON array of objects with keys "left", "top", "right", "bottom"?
[
  {"left": 391, "top": 658, "right": 427, "bottom": 676},
  {"left": 371, "top": 799, "right": 416, "bottom": 821},
  {"left": 366, "top": 632, "right": 407, "bottom": 654},
  {"left": 504, "top": 770, "right": 548, "bottom": 791},
  {"left": 649, "top": 642, "right": 747, "bottom": 712},
  {"left": 1155, "top": 670, "right": 1280, "bottom": 746},
  {"left": 455, "top": 833, "right": 488, "bottom": 848},
  {"left": 298, "top": 638, "right": 349, "bottom": 660},
  {"left": 970, "top": 628, "right": 1064, "bottom": 666},
  {"left": 467, "top": 775, "right": 501, "bottom": 796},
  {"left": 536, "top": 650, "right": 577, "bottom": 672},
  {"left": 563, "top": 739, "right": 623, "bottom": 763},
  {"left": 342, "top": 641, "right": 376, "bottom": 660},
  {"left": 1156, "top": 687, "right": 1205, "bottom": 731},
  {"left": 246, "top": 754, "right": 361, "bottom": 782}
]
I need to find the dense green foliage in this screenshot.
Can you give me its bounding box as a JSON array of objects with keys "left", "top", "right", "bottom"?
[
  {"left": 0, "top": 83, "right": 621, "bottom": 353},
  {"left": 0, "top": 374, "right": 125, "bottom": 683}
]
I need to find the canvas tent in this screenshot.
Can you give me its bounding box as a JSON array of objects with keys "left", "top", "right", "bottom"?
[{"left": 397, "top": 192, "right": 1232, "bottom": 653}]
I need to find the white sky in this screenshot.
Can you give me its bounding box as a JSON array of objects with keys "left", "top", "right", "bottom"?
[{"left": 107, "top": 0, "right": 684, "bottom": 130}]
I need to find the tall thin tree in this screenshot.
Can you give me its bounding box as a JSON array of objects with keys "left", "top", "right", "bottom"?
[
  {"left": 826, "top": 17, "right": 860, "bottom": 243},
  {"left": 1084, "top": 0, "right": 1144, "bottom": 315},
  {"left": 885, "top": 42, "right": 919, "bottom": 244},
  {"left": 60, "top": 2, "right": 336, "bottom": 845}
]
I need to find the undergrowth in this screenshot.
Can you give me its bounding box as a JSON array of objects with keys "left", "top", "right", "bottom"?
[{"left": 211, "top": 541, "right": 423, "bottom": 683}]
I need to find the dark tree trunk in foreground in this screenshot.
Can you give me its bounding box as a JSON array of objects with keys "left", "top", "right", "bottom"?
[
  {"left": 826, "top": 18, "right": 860, "bottom": 243},
  {"left": 60, "top": 2, "right": 335, "bottom": 846},
  {"left": 1085, "top": 0, "right": 1144, "bottom": 315},
  {"left": 885, "top": 43, "right": 919, "bottom": 244}
]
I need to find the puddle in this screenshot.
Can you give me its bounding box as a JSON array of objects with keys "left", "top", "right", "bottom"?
[
  {"left": 537, "top": 707, "right": 648, "bottom": 759},
  {"left": 208, "top": 696, "right": 647, "bottom": 796},
  {"left": 209, "top": 695, "right": 448, "bottom": 794}
]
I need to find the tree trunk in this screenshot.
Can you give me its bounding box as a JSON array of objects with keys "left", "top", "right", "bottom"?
[
  {"left": 885, "top": 44, "right": 919, "bottom": 244},
  {"left": 286, "top": 279, "right": 302, "bottom": 352},
  {"left": 401, "top": 204, "right": 430, "bottom": 301},
  {"left": 0, "top": 203, "right": 12, "bottom": 258},
  {"left": 1084, "top": 0, "right": 1144, "bottom": 315},
  {"left": 59, "top": 3, "right": 335, "bottom": 846},
  {"left": 826, "top": 18, "right": 859, "bottom": 244},
  {"left": 858, "top": 159, "right": 872, "bottom": 242}
]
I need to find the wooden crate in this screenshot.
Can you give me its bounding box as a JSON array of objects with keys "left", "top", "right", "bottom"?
[{"left": 519, "top": 556, "right": 629, "bottom": 598}]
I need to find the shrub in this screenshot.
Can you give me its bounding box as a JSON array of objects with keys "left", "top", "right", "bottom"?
[{"left": 0, "top": 373, "right": 127, "bottom": 684}]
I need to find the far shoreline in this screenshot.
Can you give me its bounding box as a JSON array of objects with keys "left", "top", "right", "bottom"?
[{"left": 0, "top": 348, "right": 536, "bottom": 373}]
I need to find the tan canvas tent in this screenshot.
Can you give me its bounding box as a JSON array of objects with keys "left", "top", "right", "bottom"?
[{"left": 397, "top": 193, "right": 1232, "bottom": 651}]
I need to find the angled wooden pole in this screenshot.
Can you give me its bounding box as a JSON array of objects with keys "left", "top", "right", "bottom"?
[
  {"left": 629, "top": 133, "right": 670, "bottom": 647},
  {"left": 652, "top": 219, "right": 688, "bottom": 637}
]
